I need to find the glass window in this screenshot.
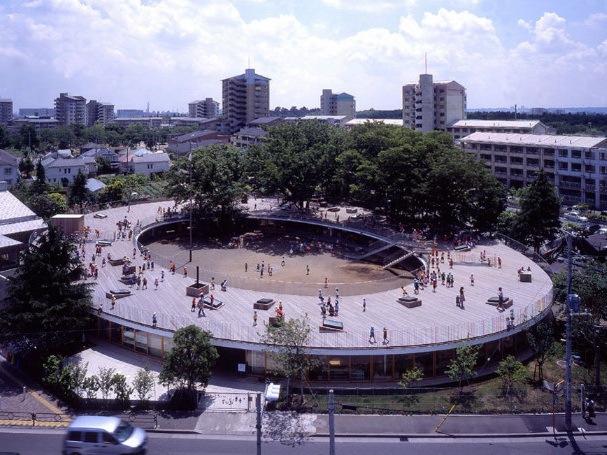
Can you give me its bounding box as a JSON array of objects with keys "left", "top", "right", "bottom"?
[
  {"left": 67, "top": 431, "right": 82, "bottom": 441},
  {"left": 84, "top": 432, "right": 98, "bottom": 443}
]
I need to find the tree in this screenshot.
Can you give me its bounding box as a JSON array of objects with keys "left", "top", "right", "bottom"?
[
  {"left": 526, "top": 321, "right": 556, "bottom": 382},
  {"left": 32, "top": 159, "right": 49, "bottom": 194},
  {"left": 166, "top": 144, "right": 246, "bottom": 222},
  {"left": 133, "top": 366, "right": 155, "bottom": 404},
  {"left": 260, "top": 315, "right": 317, "bottom": 406},
  {"left": 112, "top": 373, "right": 133, "bottom": 408},
  {"left": 246, "top": 121, "right": 345, "bottom": 209},
  {"left": 511, "top": 169, "right": 561, "bottom": 252},
  {"left": 68, "top": 170, "right": 90, "bottom": 211},
  {"left": 28, "top": 192, "right": 68, "bottom": 220},
  {"left": 0, "top": 226, "right": 94, "bottom": 355},
  {"left": 398, "top": 366, "right": 423, "bottom": 390},
  {"left": 98, "top": 367, "right": 117, "bottom": 401},
  {"left": 444, "top": 342, "right": 481, "bottom": 392},
  {"left": 159, "top": 325, "right": 218, "bottom": 397},
  {"left": 42, "top": 355, "right": 88, "bottom": 402},
  {"left": 552, "top": 262, "right": 607, "bottom": 385},
  {"left": 496, "top": 355, "right": 527, "bottom": 396},
  {"left": 19, "top": 155, "right": 35, "bottom": 179}
]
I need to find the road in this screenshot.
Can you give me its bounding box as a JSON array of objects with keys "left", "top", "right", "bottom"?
[{"left": 1, "top": 430, "right": 607, "bottom": 455}]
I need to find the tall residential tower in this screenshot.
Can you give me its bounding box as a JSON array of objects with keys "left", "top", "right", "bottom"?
[
  {"left": 320, "top": 89, "right": 356, "bottom": 119},
  {"left": 402, "top": 74, "right": 466, "bottom": 132},
  {"left": 221, "top": 69, "right": 270, "bottom": 134},
  {"left": 54, "top": 92, "right": 87, "bottom": 126}
]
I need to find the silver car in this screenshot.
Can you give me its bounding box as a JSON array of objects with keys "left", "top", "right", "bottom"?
[{"left": 63, "top": 416, "right": 147, "bottom": 455}]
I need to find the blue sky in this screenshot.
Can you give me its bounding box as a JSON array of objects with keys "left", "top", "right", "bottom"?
[{"left": 1, "top": 0, "right": 606, "bottom": 113}]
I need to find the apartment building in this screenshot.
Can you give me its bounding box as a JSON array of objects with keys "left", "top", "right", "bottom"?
[
  {"left": 320, "top": 90, "right": 356, "bottom": 119},
  {"left": 446, "top": 119, "right": 552, "bottom": 140},
  {"left": 221, "top": 68, "right": 270, "bottom": 135},
  {"left": 402, "top": 74, "right": 466, "bottom": 132},
  {"left": 0, "top": 99, "right": 13, "bottom": 125},
  {"left": 188, "top": 98, "right": 219, "bottom": 118},
  {"left": 86, "top": 100, "right": 115, "bottom": 126},
  {"left": 54, "top": 93, "right": 86, "bottom": 126},
  {"left": 0, "top": 149, "right": 19, "bottom": 185},
  {"left": 460, "top": 132, "right": 607, "bottom": 209}
]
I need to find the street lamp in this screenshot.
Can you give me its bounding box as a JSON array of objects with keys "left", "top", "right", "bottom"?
[{"left": 188, "top": 142, "right": 193, "bottom": 263}]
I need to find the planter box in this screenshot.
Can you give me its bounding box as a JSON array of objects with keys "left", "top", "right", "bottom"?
[
  {"left": 186, "top": 282, "right": 209, "bottom": 297},
  {"left": 254, "top": 298, "right": 275, "bottom": 310}
]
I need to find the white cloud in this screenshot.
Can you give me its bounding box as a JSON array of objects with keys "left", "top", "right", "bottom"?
[{"left": 0, "top": 1, "right": 606, "bottom": 112}]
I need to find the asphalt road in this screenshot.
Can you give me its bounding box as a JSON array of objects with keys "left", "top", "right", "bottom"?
[{"left": 2, "top": 430, "right": 607, "bottom": 455}]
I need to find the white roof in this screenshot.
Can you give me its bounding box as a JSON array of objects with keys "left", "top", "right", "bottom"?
[
  {"left": 449, "top": 120, "right": 543, "bottom": 129},
  {"left": 461, "top": 132, "right": 607, "bottom": 149},
  {"left": 346, "top": 118, "right": 403, "bottom": 126},
  {"left": 0, "top": 189, "right": 40, "bottom": 224}
]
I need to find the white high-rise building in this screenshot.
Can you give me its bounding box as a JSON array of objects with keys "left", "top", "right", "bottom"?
[
  {"left": 188, "top": 98, "right": 219, "bottom": 118},
  {"left": 402, "top": 74, "right": 466, "bottom": 132},
  {"left": 86, "top": 100, "right": 115, "bottom": 126},
  {"left": 54, "top": 92, "right": 86, "bottom": 126}
]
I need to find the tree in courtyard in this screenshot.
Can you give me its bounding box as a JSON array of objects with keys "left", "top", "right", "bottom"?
[
  {"left": 159, "top": 325, "right": 218, "bottom": 407},
  {"left": 0, "top": 226, "right": 94, "bottom": 355},
  {"left": 526, "top": 321, "right": 556, "bottom": 382},
  {"left": 32, "top": 159, "right": 49, "bottom": 194},
  {"left": 166, "top": 144, "right": 246, "bottom": 222},
  {"left": 133, "top": 366, "right": 156, "bottom": 404},
  {"left": 398, "top": 366, "right": 423, "bottom": 390},
  {"left": 511, "top": 169, "right": 561, "bottom": 252},
  {"left": 246, "top": 120, "right": 345, "bottom": 210},
  {"left": 260, "top": 315, "right": 318, "bottom": 407},
  {"left": 496, "top": 355, "right": 528, "bottom": 397},
  {"left": 27, "top": 192, "right": 68, "bottom": 220},
  {"left": 444, "top": 342, "right": 481, "bottom": 392}
]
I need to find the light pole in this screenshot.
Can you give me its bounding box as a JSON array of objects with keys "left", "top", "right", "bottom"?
[
  {"left": 188, "top": 142, "right": 193, "bottom": 263},
  {"left": 564, "top": 233, "right": 580, "bottom": 431}
]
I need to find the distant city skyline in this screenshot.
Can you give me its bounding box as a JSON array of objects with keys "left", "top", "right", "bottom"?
[{"left": 0, "top": 0, "right": 606, "bottom": 113}]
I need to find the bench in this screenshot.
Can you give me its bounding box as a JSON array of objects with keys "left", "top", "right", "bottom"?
[
  {"left": 105, "top": 289, "right": 132, "bottom": 299},
  {"left": 397, "top": 296, "right": 422, "bottom": 308},
  {"left": 454, "top": 244, "right": 471, "bottom": 252},
  {"left": 96, "top": 240, "right": 112, "bottom": 247},
  {"left": 203, "top": 296, "right": 223, "bottom": 310},
  {"left": 519, "top": 272, "right": 532, "bottom": 283},
  {"left": 320, "top": 319, "right": 344, "bottom": 332},
  {"left": 254, "top": 298, "right": 275, "bottom": 310},
  {"left": 486, "top": 296, "right": 513, "bottom": 309}
]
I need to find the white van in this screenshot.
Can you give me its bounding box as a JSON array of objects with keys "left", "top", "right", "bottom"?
[{"left": 63, "top": 416, "right": 147, "bottom": 455}]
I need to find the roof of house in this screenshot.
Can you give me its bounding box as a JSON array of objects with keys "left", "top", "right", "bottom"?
[
  {"left": 171, "top": 130, "right": 218, "bottom": 143},
  {"left": 0, "top": 149, "right": 19, "bottom": 166},
  {"left": 86, "top": 178, "right": 106, "bottom": 193},
  {"left": 461, "top": 132, "right": 607, "bottom": 148},
  {"left": 235, "top": 127, "right": 267, "bottom": 137},
  {"left": 346, "top": 119, "right": 403, "bottom": 126},
  {"left": 0, "top": 188, "right": 46, "bottom": 241},
  {"left": 131, "top": 152, "right": 170, "bottom": 163},
  {"left": 44, "top": 158, "right": 88, "bottom": 168}
]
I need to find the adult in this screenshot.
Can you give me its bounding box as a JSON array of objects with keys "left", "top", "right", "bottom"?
[{"left": 498, "top": 287, "right": 504, "bottom": 311}]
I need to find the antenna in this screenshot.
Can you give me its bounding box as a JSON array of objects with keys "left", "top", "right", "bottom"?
[
  {"left": 425, "top": 52, "right": 427, "bottom": 74},
  {"left": 248, "top": 55, "right": 251, "bottom": 69}
]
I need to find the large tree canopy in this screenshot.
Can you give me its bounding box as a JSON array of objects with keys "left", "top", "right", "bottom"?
[
  {"left": 166, "top": 144, "right": 246, "bottom": 221},
  {"left": 0, "top": 227, "right": 94, "bottom": 354},
  {"left": 246, "top": 120, "right": 346, "bottom": 209}
]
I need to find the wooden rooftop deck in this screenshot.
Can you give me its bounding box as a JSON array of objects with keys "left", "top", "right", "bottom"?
[{"left": 85, "top": 200, "right": 553, "bottom": 354}]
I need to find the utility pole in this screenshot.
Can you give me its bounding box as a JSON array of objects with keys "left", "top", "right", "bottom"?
[
  {"left": 329, "top": 389, "right": 335, "bottom": 455},
  {"left": 256, "top": 393, "right": 262, "bottom": 455}
]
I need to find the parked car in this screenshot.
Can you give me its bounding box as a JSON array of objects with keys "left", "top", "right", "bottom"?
[{"left": 63, "top": 416, "right": 147, "bottom": 455}]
